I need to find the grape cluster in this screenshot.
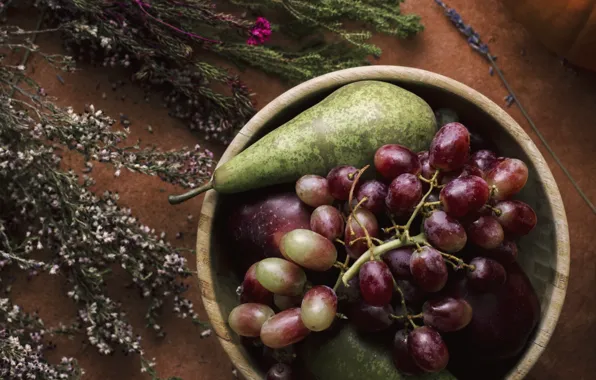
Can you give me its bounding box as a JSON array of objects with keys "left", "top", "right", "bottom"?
[{"left": 227, "top": 120, "right": 537, "bottom": 378}]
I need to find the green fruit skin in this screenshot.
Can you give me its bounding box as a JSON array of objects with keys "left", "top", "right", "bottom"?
[
  {"left": 280, "top": 229, "right": 337, "bottom": 271},
  {"left": 299, "top": 323, "right": 456, "bottom": 380},
  {"left": 255, "top": 258, "right": 307, "bottom": 296},
  {"left": 213, "top": 81, "right": 437, "bottom": 193}
]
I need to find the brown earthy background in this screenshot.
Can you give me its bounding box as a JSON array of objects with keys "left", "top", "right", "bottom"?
[{"left": 8, "top": 0, "right": 596, "bottom": 379}]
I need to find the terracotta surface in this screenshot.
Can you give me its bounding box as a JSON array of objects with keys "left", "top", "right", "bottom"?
[{"left": 6, "top": 0, "right": 596, "bottom": 379}]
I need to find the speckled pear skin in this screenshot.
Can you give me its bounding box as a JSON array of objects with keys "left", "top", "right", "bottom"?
[
  {"left": 213, "top": 80, "right": 437, "bottom": 193},
  {"left": 299, "top": 323, "right": 455, "bottom": 380}
]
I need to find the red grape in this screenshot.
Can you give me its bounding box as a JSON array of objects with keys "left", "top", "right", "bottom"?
[
  {"left": 241, "top": 263, "right": 274, "bottom": 305},
  {"left": 374, "top": 144, "right": 421, "bottom": 181},
  {"left": 486, "top": 158, "right": 528, "bottom": 200},
  {"left": 310, "top": 205, "right": 344, "bottom": 241},
  {"left": 266, "top": 363, "right": 293, "bottom": 380},
  {"left": 469, "top": 150, "right": 498, "bottom": 176},
  {"left": 422, "top": 297, "right": 473, "bottom": 332},
  {"left": 423, "top": 210, "right": 467, "bottom": 253},
  {"left": 486, "top": 239, "right": 518, "bottom": 265},
  {"left": 300, "top": 285, "right": 337, "bottom": 332},
  {"left": 228, "top": 303, "right": 275, "bottom": 337},
  {"left": 345, "top": 208, "right": 379, "bottom": 259},
  {"left": 359, "top": 261, "right": 394, "bottom": 306},
  {"left": 494, "top": 200, "right": 537, "bottom": 236},
  {"left": 280, "top": 229, "right": 337, "bottom": 271},
  {"left": 274, "top": 294, "right": 302, "bottom": 311},
  {"left": 383, "top": 247, "right": 414, "bottom": 280},
  {"left": 440, "top": 175, "right": 489, "bottom": 218},
  {"left": 295, "top": 175, "right": 334, "bottom": 207},
  {"left": 429, "top": 122, "right": 470, "bottom": 172},
  {"left": 410, "top": 246, "right": 448, "bottom": 293},
  {"left": 336, "top": 276, "right": 361, "bottom": 304},
  {"left": 418, "top": 151, "right": 440, "bottom": 183},
  {"left": 355, "top": 180, "right": 388, "bottom": 214},
  {"left": 467, "top": 215, "right": 504, "bottom": 250},
  {"left": 408, "top": 326, "right": 450, "bottom": 372},
  {"left": 396, "top": 279, "right": 429, "bottom": 309},
  {"left": 260, "top": 308, "right": 310, "bottom": 349},
  {"left": 467, "top": 257, "right": 507, "bottom": 292},
  {"left": 347, "top": 300, "right": 394, "bottom": 332},
  {"left": 439, "top": 164, "right": 484, "bottom": 185},
  {"left": 385, "top": 173, "right": 423, "bottom": 215},
  {"left": 256, "top": 258, "right": 307, "bottom": 296},
  {"left": 327, "top": 165, "right": 359, "bottom": 201},
  {"left": 392, "top": 329, "right": 424, "bottom": 375}
]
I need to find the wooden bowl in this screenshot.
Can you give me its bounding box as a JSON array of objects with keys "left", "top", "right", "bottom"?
[{"left": 196, "top": 66, "right": 569, "bottom": 379}]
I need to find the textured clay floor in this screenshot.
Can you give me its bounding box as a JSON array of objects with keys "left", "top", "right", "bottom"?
[{"left": 7, "top": 0, "right": 596, "bottom": 379}]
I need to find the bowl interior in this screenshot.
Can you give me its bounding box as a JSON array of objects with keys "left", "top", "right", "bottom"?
[{"left": 200, "top": 68, "right": 568, "bottom": 380}]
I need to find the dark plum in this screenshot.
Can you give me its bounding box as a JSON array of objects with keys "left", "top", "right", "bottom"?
[{"left": 486, "top": 239, "right": 518, "bottom": 265}]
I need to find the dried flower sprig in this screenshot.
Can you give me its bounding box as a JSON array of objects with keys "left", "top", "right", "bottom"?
[
  {"left": 34, "top": 0, "right": 422, "bottom": 144},
  {"left": 0, "top": 24, "right": 210, "bottom": 379}
]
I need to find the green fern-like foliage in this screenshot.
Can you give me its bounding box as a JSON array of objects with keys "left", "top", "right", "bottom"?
[{"left": 37, "top": 0, "right": 422, "bottom": 143}]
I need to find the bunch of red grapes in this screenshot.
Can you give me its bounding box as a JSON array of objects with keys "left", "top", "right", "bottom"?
[{"left": 227, "top": 122, "right": 537, "bottom": 379}]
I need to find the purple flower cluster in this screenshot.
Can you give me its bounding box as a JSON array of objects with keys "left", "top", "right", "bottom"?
[{"left": 247, "top": 17, "right": 272, "bottom": 46}]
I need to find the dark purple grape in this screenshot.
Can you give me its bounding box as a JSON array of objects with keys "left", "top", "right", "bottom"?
[
  {"left": 228, "top": 303, "right": 275, "bottom": 337},
  {"left": 301, "top": 285, "right": 337, "bottom": 332},
  {"left": 418, "top": 151, "right": 441, "bottom": 183},
  {"left": 392, "top": 329, "right": 424, "bottom": 375},
  {"left": 486, "top": 158, "right": 529, "bottom": 200},
  {"left": 469, "top": 150, "right": 498, "bottom": 176},
  {"left": 374, "top": 144, "right": 421, "bottom": 181},
  {"left": 429, "top": 122, "right": 470, "bottom": 172},
  {"left": 241, "top": 263, "right": 274, "bottom": 306},
  {"left": 345, "top": 208, "right": 379, "bottom": 259},
  {"left": 494, "top": 200, "right": 537, "bottom": 236},
  {"left": 408, "top": 326, "right": 450, "bottom": 372},
  {"left": 336, "top": 276, "right": 361, "bottom": 304},
  {"left": 355, "top": 180, "right": 388, "bottom": 214},
  {"left": 439, "top": 164, "right": 484, "bottom": 185},
  {"left": 385, "top": 173, "right": 423, "bottom": 215},
  {"left": 310, "top": 205, "right": 344, "bottom": 241},
  {"left": 327, "top": 165, "right": 359, "bottom": 201},
  {"left": 410, "top": 246, "right": 448, "bottom": 293},
  {"left": 396, "top": 279, "right": 429, "bottom": 309},
  {"left": 347, "top": 300, "right": 394, "bottom": 332},
  {"left": 260, "top": 308, "right": 310, "bottom": 349},
  {"left": 467, "top": 257, "right": 507, "bottom": 292},
  {"left": 295, "top": 175, "right": 334, "bottom": 207},
  {"left": 440, "top": 175, "right": 489, "bottom": 218},
  {"left": 486, "top": 239, "right": 518, "bottom": 265},
  {"left": 359, "top": 261, "right": 394, "bottom": 306},
  {"left": 422, "top": 297, "right": 473, "bottom": 332},
  {"left": 467, "top": 215, "right": 504, "bottom": 249},
  {"left": 383, "top": 247, "right": 414, "bottom": 280},
  {"left": 426, "top": 190, "right": 440, "bottom": 204},
  {"left": 266, "top": 363, "right": 293, "bottom": 380},
  {"left": 423, "top": 210, "right": 467, "bottom": 253}
]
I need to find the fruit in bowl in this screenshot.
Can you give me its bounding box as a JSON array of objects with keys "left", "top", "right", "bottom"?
[{"left": 188, "top": 67, "right": 569, "bottom": 380}]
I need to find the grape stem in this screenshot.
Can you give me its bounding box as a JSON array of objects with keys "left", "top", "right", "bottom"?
[
  {"left": 332, "top": 254, "right": 351, "bottom": 292},
  {"left": 390, "top": 312, "right": 423, "bottom": 320},
  {"left": 394, "top": 281, "right": 419, "bottom": 329},
  {"left": 486, "top": 205, "right": 502, "bottom": 216},
  {"left": 423, "top": 201, "right": 441, "bottom": 207},
  {"left": 439, "top": 252, "right": 475, "bottom": 271}
]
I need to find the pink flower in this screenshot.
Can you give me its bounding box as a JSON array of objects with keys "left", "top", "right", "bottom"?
[{"left": 247, "top": 17, "right": 271, "bottom": 46}]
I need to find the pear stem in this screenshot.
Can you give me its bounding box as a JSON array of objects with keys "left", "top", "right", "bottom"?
[{"left": 168, "top": 181, "right": 214, "bottom": 205}]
